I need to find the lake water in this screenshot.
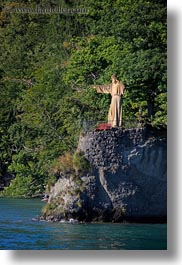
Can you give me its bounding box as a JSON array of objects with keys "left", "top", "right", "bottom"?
[{"left": 0, "top": 198, "right": 167, "bottom": 250}]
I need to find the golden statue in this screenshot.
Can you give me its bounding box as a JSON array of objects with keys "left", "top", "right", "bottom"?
[{"left": 92, "top": 75, "right": 125, "bottom": 127}]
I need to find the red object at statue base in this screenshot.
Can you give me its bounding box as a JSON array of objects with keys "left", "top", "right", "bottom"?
[{"left": 95, "top": 123, "right": 111, "bottom": 131}]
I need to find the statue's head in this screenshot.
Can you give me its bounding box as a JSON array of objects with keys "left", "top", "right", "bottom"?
[{"left": 111, "top": 74, "right": 117, "bottom": 82}]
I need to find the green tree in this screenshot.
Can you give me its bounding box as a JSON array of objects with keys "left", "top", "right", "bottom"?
[
  {"left": 64, "top": 0, "right": 167, "bottom": 124},
  {"left": 0, "top": 0, "right": 167, "bottom": 197}
]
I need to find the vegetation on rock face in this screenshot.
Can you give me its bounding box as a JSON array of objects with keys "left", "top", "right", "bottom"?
[
  {"left": 0, "top": 0, "right": 166, "bottom": 197},
  {"left": 51, "top": 151, "right": 90, "bottom": 177}
]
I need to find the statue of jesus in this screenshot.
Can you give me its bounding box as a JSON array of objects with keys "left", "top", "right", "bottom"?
[{"left": 92, "top": 74, "right": 125, "bottom": 127}]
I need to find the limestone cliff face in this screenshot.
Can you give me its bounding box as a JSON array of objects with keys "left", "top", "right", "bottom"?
[{"left": 44, "top": 128, "right": 167, "bottom": 222}]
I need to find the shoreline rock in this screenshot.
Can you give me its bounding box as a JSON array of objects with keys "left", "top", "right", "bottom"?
[{"left": 41, "top": 127, "right": 167, "bottom": 223}]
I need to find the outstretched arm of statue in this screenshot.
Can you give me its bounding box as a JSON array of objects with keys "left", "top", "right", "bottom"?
[{"left": 91, "top": 84, "right": 111, "bottom": 94}]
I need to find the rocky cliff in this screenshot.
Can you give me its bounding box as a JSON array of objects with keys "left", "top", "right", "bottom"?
[{"left": 42, "top": 127, "right": 167, "bottom": 223}]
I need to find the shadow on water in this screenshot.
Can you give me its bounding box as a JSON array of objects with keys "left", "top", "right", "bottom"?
[{"left": 3, "top": 9, "right": 181, "bottom": 263}]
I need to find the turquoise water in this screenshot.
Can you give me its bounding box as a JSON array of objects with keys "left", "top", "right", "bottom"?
[{"left": 0, "top": 198, "right": 167, "bottom": 250}]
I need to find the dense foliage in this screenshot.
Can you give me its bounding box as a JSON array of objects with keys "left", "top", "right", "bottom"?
[{"left": 0, "top": 0, "right": 167, "bottom": 197}]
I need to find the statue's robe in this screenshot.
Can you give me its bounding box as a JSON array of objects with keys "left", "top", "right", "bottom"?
[{"left": 95, "top": 81, "right": 125, "bottom": 127}]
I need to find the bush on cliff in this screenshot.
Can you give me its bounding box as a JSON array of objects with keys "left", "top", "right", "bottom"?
[{"left": 51, "top": 151, "right": 90, "bottom": 178}]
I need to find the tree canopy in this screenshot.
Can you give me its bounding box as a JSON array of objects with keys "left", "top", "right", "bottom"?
[{"left": 0, "top": 0, "right": 167, "bottom": 197}]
